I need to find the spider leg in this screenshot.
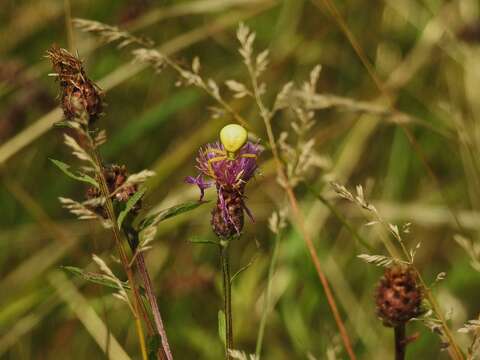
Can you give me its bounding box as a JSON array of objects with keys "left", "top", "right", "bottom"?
[
  {"left": 207, "top": 155, "right": 227, "bottom": 178},
  {"left": 238, "top": 154, "right": 257, "bottom": 159},
  {"left": 205, "top": 148, "right": 226, "bottom": 156}
]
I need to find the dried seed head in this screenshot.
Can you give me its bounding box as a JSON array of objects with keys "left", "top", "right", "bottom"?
[
  {"left": 375, "top": 265, "right": 424, "bottom": 327},
  {"left": 86, "top": 164, "right": 139, "bottom": 218},
  {"left": 211, "top": 188, "right": 244, "bottom": 239},
  {"left": 46, "top": 45, "right": 103, "bottom": 124}
]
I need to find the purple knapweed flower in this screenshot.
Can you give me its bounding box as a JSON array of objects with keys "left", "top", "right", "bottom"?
[{"left": 185, "top": 124, "right": 261, "bottom": 239}]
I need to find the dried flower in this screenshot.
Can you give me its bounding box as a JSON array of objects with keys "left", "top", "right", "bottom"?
[
  {"left": 46, "top": 45, "right": 103, "bottom": 123},
  {"left": 186, "top": 124, "right": 261, "bottom": 239},
  {"left": 375, "top": 265, "right": 424, "bottom": 327},
  {"left": 86, "top": 164, "right": 139, "bottom": 218}
]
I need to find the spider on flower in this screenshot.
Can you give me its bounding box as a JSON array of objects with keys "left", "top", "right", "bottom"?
[{"left": 204, "top": 124, "right": 258, "bottom": 179}]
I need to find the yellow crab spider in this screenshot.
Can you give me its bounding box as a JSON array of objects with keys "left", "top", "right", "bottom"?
[{"left": 206, "top": 124, "right": 257, "bottom": 178}]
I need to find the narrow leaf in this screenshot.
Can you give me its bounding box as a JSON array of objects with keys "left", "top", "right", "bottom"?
[
  {"left": 117, "top": 187, "right": 146, "bottom": 229},
  {"left": 61, "top": 266, "right": 131, "bottom": 291},
  {"left": 147, "top": 334, "right": 161, "bottom": 360},
  {"left": 188, "top": 236, "right": 219, "bottom": 246},
  {"left": 50, "top": 158, "right": 99, "bottom": 188},
  {"left": 139, "top": 200, "right": 208, "bottom": 230},
  {"left": 218, "top": 310, "right": 226, "bottom": 347},
  {"left": 231, "top": 253, "right": 258, "bottom": 283}
]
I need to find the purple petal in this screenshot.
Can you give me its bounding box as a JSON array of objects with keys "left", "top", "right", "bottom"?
[{"left": 185, "top": 175, "right": 212, "bottom": 200}]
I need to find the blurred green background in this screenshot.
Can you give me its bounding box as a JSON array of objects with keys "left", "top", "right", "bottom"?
[{"left": 1, "top": 0, "right": 480, "bottom": 359}]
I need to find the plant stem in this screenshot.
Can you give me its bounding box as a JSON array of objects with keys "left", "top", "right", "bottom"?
[
  {"left": 63, "top": 0, "right": 74, "bottom": 52},
  {"left": 394, "top": 324, "right": 406, "bottom": 360},
  {"left": 255, "top": 228, "right": 282, "bottom": 358},
  {"left": 90, "top": 147, "right": 148, "bottom": 360},
  {"left": 366, "top": 203, "right": 463, "bottom": 360},
  {"left": 136, "top": 252, "right": 173, "bottom": 360},
  {"left": 305, "top": 184, "right": 373, "bottom": 252},
  {"left": 220, "top": 241, "right": 233, "bottom": 359},
  {"left": 123, "top": 224, "right": 172, "bottom": 360}
]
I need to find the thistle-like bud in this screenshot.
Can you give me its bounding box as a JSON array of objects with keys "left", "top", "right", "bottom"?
[
  {"left": 186, "top": 125, "right": 261, "bottom": 239},
  {"left": 375, "top": 265, "right": 424, "bottom": 327},
  {"left": 46, "top": 45, "right": 103, "bottom": 124},
  {"left": 211, "top": 188, "right": 244, "bottom": 239},
  {"left": 86, "top": 164, "right": 139, "bottom": 218}
]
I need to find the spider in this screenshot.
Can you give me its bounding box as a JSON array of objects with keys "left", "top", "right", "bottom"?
[{"left": 205, "top": 124, "right": 257, "bottom": 178}]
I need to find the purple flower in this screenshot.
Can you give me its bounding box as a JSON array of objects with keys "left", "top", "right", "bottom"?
[{"left": 185, "top": 141, "right": 261, "bottom": 238}]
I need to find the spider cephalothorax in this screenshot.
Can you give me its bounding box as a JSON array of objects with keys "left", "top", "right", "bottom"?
[{"left": 186, "top": 124, "right": 261, "bottom": 238}]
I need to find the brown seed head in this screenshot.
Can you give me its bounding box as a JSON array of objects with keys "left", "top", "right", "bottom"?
[
  {"left": 85, "top": 164, "right": 140, "bottom": 218},
  {"left": 46, "top": 45, "right": 103, "bottom": 123},
  {"left": 375, "top": 265, "right": 424, "bottom": 327}
]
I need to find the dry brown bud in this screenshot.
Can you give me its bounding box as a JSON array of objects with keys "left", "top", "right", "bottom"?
[
  {"left": 375, "top": 265, "right": 424, "bottom": 327},
  {"left": 46, "top": 45, "right": 103, "bottom": 124},
  {"left": 211, "top": 188, "right": 244, "bottom": 239},
  {"left": 86, "top": 164, "right": 140, "bottom": 218}
]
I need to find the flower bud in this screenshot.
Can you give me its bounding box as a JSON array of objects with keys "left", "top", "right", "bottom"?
[
  {"left": 47, "top": 46, "right": 103, "bottom": 124},
  {"left": 375, "top": 265, "right": 424, "bottom": 327},
  {"left": 85, "top": 164, "right": 139, "bottom": 218},
  {"left": 211, "top": 188, "right": 244, "bottom": 239}
]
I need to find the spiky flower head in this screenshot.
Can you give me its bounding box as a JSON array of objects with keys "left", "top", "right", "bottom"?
[
  {"left": 46, "top": 45, "right": 103, "bottom": 124},
  {"left": 375, "top": 265, "right": 424, "bottom": 327},
  {"left": 186, "top": 124, "right": 261, "bottom": 239}
]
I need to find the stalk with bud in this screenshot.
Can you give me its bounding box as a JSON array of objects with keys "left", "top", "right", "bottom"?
[{"left": 186, "top": 123, "right": 261, "bottom": 359}]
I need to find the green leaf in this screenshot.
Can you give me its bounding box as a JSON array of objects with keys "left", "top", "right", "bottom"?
[
  {"left": 147, "top": 334, "right": 161, "bottom": 360},
  {"left": 231, "top": 252, "right": 259, "bottom": 283},
  {"left": 188, "top": 236, "right": 219, "bottom": 246},
  {"left": 53, "top": 120, "right": 71, "bottom": 128},
  {"left": 117, "top": 187, "right": 146, "bottom": 229},
  {"left": 53, "top": 120, "right": 80, "bottom": 129},
  {"left": 50, "top": 158, "right": 99, "bottom": 188},
  {"left": 61, "top": 266, "right": 131, "bottom": 291},
  {"left": 139, "top": 200, "right": 208, "bottom": 230},
  {"left": 218, "top": 310, "right": 226, "bottom": 347}
]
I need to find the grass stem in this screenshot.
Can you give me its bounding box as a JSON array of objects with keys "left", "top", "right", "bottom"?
[
  {"left": 247, "top": 55, "right": 357, "bottom": 360},
  {"left": 255, "top": 228, "right": 282, "bottom": 358},
  {"left": 305, "top": 184, "right": 373, "bottom": 252}
]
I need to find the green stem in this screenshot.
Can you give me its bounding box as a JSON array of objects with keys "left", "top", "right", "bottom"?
[
  {"left": 220, "top": 241, "right": 233, "bottom": 359},
  {"left": 255, "top": 229, "right": 281, "bottom": 358},
  {"left": 90, "top": 148, "right": 149, "bottom": 360},
  {"left": 305, "top": 184, "right": 373, "bottom": 251}
]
